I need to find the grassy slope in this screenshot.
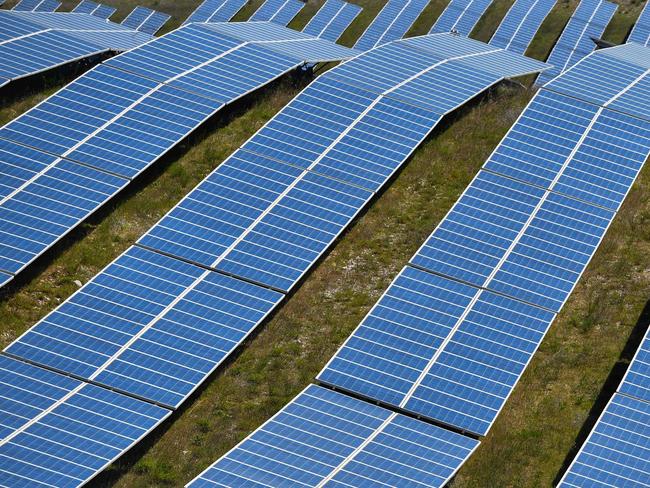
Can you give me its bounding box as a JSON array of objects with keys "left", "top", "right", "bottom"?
[{"left": 0, "top": 0, "right": 648, "bottom": 487}]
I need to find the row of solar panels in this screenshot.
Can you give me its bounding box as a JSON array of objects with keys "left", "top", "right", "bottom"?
[
  {"left": 0, "top": 17, "right": 361, "bottom": 288},
  {"left": 188, "top": 42, "right": 650, "bottom": 487},
  {"left": 0, "top": 34, "right": 548, "bottom": 487},
  {"left": 560, "top": 321, "right": 650, "bottom": 487}
]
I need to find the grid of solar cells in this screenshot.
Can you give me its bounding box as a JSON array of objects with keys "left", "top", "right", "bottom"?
[
  {"left": 303, "top": 0, "right": 362, "bottom": 43},
  {"left": 353, "top": 0, "right": 429, "bottom": 52},
  {"left": 558, "top": 393, "right": 650, "bottom": 488},
  {"left": 184, "top": 0, "right": 246, "bottom": 24},
  {"left": 250, "top": 0, "right": 304, "bottom": 25},
  {"left": 13, "top": 0, "right": 59, "bottom": 11},
  {"left": 188, "top": 385, "right": 480, "bottom": 488},
  {"left": 321, "top": 42, "right": 650, "bottom": 440},
  {"left": 71, "top": 1, "right": 116, "bottom": 19},
  {"left": 430, "top": 0, "right": 494, "bottom": 35},
  {"left": 93, "top": 3, "right": 116, "bottom": 19},
  {"left": 120, "top": 6, "right": 170, "bottom": 34},
  {"left": 0, "top": 355, "right": 171, "bottom": 488},
  {"left": 536, "top": 0, "right": 618, "bottom": 85},
  {"left": 619, "top": 325, "right": 650, "bottom": 403},
  {"left": 6, "top": 246, "right": 283, "bottom": 408},
  {"left": 629, "top": 0, "right": 650, "bottom": 45},
  {"left": 0, "top": 23, "right": 356, "bottom": 286},
  {"left": 490, "top": 0, "right": 557, "bottom": 54},
  {"left": 0, "top": 11, "right": 44, "bottom": 42}
]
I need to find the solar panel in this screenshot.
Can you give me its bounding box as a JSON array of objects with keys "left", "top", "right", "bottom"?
[
  {"left": 188, "top": 385, "right": 480, "bottom": 488},
  {"left": 629, "top": 0, "right": 650, "bottom": 45},
  {"left": 120, "top": 6, "right": 170, "bottom": 34},
  {"left": 619, "top": 325, "right": 650, "bottom": 403},
  {"left": 13, "top": 0, "right": 60, "bottom": 12},
  {"left": 250, "top": 0, "right": 305, "bottom": 25},
  {"left": 354, "top": 0, "right": 429, "bottom": 51},
  {"left": 0, "top": 23, "right": 357, "bottom": 287},
  {"left": 430, "top": 0, "right": 494, "bottom": 35},
  {"left": 558, "top": 393, "right": 650, "bottom": 488},
  {"left": 93, "top": 3, "right": 116, "bottom": 19},
  {"left": 0, "top": 355, "right": 171, "bottom": 487},
  {"left": 536, "top": 0, "right": 617, "bottom": 85},
  {"left": 5, "top": 246, "right": 283, "bottom": 408},
  {"left": 0, "top": 11, "right": 44, "bottom": 42},
  {"left": 490, "top": 0, "right": 557, "bottom": 54},
  {"left": 185, "top": 0, "right": 246, "bottom": 24},
  {"left": 139, "top": 10, "right": 171, "bottom": 35},
  {"left": 72, "top": 0, "right": 100, "bottom": 14},
  {"left": 303, "top": 0, "right": 362, "bottom": 42}
]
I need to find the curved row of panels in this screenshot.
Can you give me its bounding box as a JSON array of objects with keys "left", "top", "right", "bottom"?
[
  {"left": 0, "top": 33, "right": 548, "bottom": 486},
  {"left": 189, "top": 42, "right": 650, "bottom": 487}
]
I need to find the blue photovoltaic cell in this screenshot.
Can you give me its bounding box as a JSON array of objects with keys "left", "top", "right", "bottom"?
[
  {"left": 138, "top": 151, "right": 303, "bottom": 268},
  {"left": 536, "top": 0, "right": 617, "bottom": 85},
  {"left": 302, "top": 0, "right": 345, "bottom": 37},
  {"left": 403, "top": 289, "right": 555, "bottom": 435},
  {"left": 318, "top": 1, "right": 362, "bottom": 42},
  {"left": 354, "top": 0, "right": 427, "bottom": 51},
  {"left": 0, "top": 356, "right": 171, "bottom": 488},
  {"left": 559, "top": 393, "right": 650, "bottom": 488},
  {"left": 318, "top": 267, "right": 478, "bottom": 406},
  {"left": 216, "top": 172, "right": 373, "bottom": 291},
  {"left": 354, "top": 0, "right": 408, "bottom": 51},
  {"left": 72, "top": 0, "right": 99, "bottom": 13},
  {"left": 121, "top": 6, "right": 154, "bottom": 30},
  {"left": 0, "top": 160, "right": 128, "bottom": 276},
  {"left": 93, "top": 3, "right": 116, "bottom": 19},
  {"left": 33, "top": 0, "right": 60, "bottom": 11},
  {"left": 5, "top": 246, "right": 283, "bottom": 408},
  {"left": 544, "top": 45, "right": 648, "bottom": 108},
  {"left": 0, "top": 30, "right": 107, "bottom": 83},
  {"left": 0, "top": 271, "right": 12, "bottom": 287},
  {"left": 184, "top": 0, "right": 227, "bottom": 23},
  {"left": 483, "top": 89, "right": 600, "bottom": 189},
  {"left": 430, "top": 0, "right": 493, "bottom": 35},
  {"left": 619, "top": 327, "right": 650, "bottom": 403},
  {"left": 629, "top": 0, "right": 650, "bottom": 45},
  {"left": 490, "top": 0, "right": 556, "bottom": 54},
  {"left": 0, "top": 65, "right": 159, "bottom": 156},
  {"left": 411, "top": 170, "right": 546, "bottom": 287},
  {"left": 12, "top": 0, "right": 50, "bottom": 11},
  {"left": 250, "top": 0, "right": 304, "bottom": 25},
  {"left": 552, "top": 109, "right": 650, "bottom": 212},
  {"left": 487, "top": 193, "right": 614, "bottom": 312},
  {"left": 104, "top": 24, "right": 243, "bottom": 83},
  {"left": 311, "top": 97, "right": 442, "bottom": 191},
  {"left": 0, "top": 12, "right": 44, "bottom": 42},
  {"left": 0, "top": 139, "right": 59, "bottom": 200},
  {"left": 188, "top": 385, "right": 479, "bottom": 488},
  {"left": 139, "top": 10, "right": 171, "bottom": 35}
]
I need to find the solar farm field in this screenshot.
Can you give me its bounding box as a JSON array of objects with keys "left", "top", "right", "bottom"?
[{"left": 1, "top": 0, "right": 649, "bottom": 487}]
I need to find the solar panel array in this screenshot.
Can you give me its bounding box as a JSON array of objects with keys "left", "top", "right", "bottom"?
[
  {"left": 188, "top": 385, "right": 481, "bottom": 488},
  {"left": 120, "top": 6, "right": 171, "bottom": 35},
  {"left": 0, "top": 22, "right": 357, "bottom": 288},
  {"left": 2, "top": 34, "right": 546, "bottom": 485},
  {"left": 0, "top": 11, "right": 153, "bottom": 89},
  {"left": 559, "top": 309, "right": 650, "bottom": 486},
  {"left": 629, "top": 0, "right": 650, "bottom": 46},
  {"left": 250, "top": 0, "right": 305, "bottom": 26},
  {"left": 72, "top": 0, "right": 117, "bottom": 19},
  {"left": 354, "top": 0, "right": 429, "bottom": 51},
  {"left": 430, "top": 0, "right": 493, "bottom": 36},
  {"left": 490, "top": 0, "right": 556, "bottom": 54},
  {"left": 302, "top": 0, "right": 363, "bottom": 43},
  {"left": 536, "top": 0, "right": 617, "bottom": 85},
  {"left": 13, "top": 0, "right": 60, "bottom": 12},
  {"left": 316, "top": 44, "right": 650, "bottom": 458},
  {"left": 184, "top": 0, "right": 247, "bottom": 24}
]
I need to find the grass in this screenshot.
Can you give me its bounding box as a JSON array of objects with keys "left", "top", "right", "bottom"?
[{"left": 0, "top": 0, "right": 649, "bottom": 487}]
